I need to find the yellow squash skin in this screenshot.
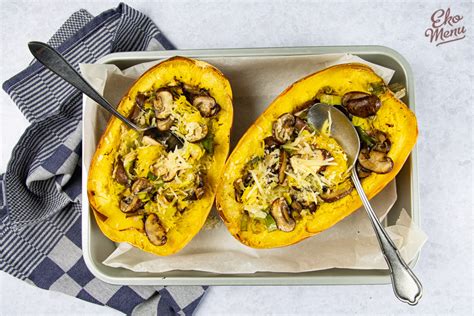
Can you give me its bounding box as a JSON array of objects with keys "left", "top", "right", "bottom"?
[
  {"left": 88, "top": 56, "right": 233, "bottom": 256},
  {"left": 216, "top": 63, "right": 417, "bottom": 249}
]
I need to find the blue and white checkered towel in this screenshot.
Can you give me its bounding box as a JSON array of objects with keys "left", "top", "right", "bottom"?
[{"left": 0, "top": 3, "right": 207, "bottom": 315}]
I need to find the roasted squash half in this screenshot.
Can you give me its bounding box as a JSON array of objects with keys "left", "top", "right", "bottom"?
[
  {"left": 88, "top": 56, "right": 233, "bottom": 256},
  {"left": 216, "top": 63, "right": 417, "bottom": 248}
]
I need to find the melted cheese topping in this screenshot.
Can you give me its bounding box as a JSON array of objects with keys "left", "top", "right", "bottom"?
[{"left": 241, "top": 122, "right": 349, "bottom": 220}]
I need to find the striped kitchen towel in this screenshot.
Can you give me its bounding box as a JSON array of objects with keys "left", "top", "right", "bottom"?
[{"left": 0, "top": 3, "right": 207, "bottom": 315}]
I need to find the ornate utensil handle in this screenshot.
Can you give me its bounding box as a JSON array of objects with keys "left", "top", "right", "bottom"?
[{"left": 352, "top": 171, "right": 423, "bottom": 305}]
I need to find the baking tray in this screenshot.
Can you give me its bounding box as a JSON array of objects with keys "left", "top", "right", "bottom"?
[{"left": 81, "top": 46, "right": 420, "bottom": 285}]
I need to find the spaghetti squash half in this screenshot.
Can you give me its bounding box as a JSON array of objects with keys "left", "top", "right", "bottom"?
[
  {"left": 216, "top": 63, "right": 417, "bottom": 248},
  {"left": 88, "top": 56, "right": 233, "bottom": 256}
]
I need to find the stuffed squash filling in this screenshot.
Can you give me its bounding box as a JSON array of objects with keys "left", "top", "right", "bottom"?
[
  {"left": 233, "top": 87, "right": 394, "bottom": 234},
  {"left": 113, "top": 82, "right": 221, "bottom": 246}
]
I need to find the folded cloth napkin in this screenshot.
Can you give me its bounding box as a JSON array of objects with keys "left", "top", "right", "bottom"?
[{"left": 0, "top": 3, "right": 207, "bottom": 315}]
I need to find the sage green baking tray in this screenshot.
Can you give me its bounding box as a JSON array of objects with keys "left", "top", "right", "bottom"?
[{"left": 82, "top": 46, "right": 420, "bottom": 285}]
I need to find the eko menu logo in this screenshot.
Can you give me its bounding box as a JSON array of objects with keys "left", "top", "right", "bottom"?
[{"left": 425, "top": 8, "right": 467, "bottom": 46}]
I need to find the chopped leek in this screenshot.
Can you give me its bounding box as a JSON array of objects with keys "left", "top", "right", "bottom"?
[{"left": 265, "top": 214, "right": 277, "bottom": 232}]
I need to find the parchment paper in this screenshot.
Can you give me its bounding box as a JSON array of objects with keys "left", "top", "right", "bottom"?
[{"left": 81, "top": 54, "right": 427, "bottom": 273}]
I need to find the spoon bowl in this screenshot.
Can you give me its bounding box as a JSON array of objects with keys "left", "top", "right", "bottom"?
[{"left": 308, "top": 103, "right": 360, "bottom": 166}]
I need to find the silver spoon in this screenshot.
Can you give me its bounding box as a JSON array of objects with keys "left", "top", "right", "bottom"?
[
  {"left": 308, "top": 103, "right": 422, "bottom": 305},
  {"left": 27, "top": 41, "right": 182, "bottom": 151}
]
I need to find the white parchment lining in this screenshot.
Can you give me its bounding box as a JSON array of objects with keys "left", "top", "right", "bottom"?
[{"left": 81, "top": 54, "right": 427, "bottom": 274}]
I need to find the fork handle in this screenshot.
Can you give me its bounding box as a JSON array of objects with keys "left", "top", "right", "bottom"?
[
  {"left": 28, "top": 41, "right": 137, "bottom": 130},
  {"left": 351, "top": 171, "right": 423, "bottom": 305}
]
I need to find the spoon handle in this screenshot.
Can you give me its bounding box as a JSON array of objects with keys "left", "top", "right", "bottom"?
[
  {"left": 28, "top": 41, "right": 138, "bottom": 130},
  {"left": 351, "top": 171, "right": 423, "bottom": 305}
]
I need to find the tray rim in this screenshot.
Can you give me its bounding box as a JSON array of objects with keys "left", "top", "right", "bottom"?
[{"left": 82, "top": 45, "right": 421, "bottom": 285}]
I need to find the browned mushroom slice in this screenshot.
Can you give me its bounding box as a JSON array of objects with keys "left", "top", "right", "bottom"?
[
  {"left": 278, "top": 150, "right": 288, "bottom": 184},
  {"left": 185, "top": 122, "right": 208, "bottom": 142},
  {"left": 129, "top": 105, "right": 142, "bottom": 124},
  {"left": 290, "top": 200, "right": 303, "bottom": 212},
  {"left": 272, "top": 113, "right": 296, "bottom": 143},
  {"left": 270, "top": 197, "right": 296, "bottom": 232},
  {"left": 290, "top": 199, "right": 304, "bottom": 219},
  {"left": 341, "top": 91, "right": 381, "bottom": 118},
  {"left": 193, "top": 95, "right": 220, "bottom": 117},
  {"left": 320, "top": 180, "right": 354, "bottom": 203},
  {"left": 294, "top": 117, "right": 309, "bottom": 132},
  {"left": 264, "top": 136, "right": 280, "bottom": 150},
  {"left": 135, "top": 92, "right": 146, "bottom": 107},
  {"left": 356, "top": 163, "right": 372, "bottom": 179},
  {"left": 153, "top": 90, "right": 173, "bottom": 119},
  {"left": 113, "top": 158, "right": 129, "bottom": 185},
  {"left": 369, "top": 130, "right": 391, "bottom": 153},
  {"left": 145, "top": 213, "right": 167, "bottom": 246},
  {"left": 358, "top": 148, "right": 394, "bottom": 174},
  {"left": 183, "top": 83, "right": 202, "bottom": 96},
  {"left": 131, "top": 178, "right": 153, "bottom": 194},
  {"left": 156, "top": 116, "right": 174, "bottom": 131},
  {"left": 120, "top": 196, "right": 144, "bottom": 213}
]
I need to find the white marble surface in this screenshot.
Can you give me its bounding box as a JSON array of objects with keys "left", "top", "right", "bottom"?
[{"left": 0, "top": 0, "right": 472, "bottom": 315}]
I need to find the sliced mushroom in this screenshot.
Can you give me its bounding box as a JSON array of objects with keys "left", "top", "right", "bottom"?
[
  {"left": 308, "top": 202, "right": 317, "bottom": 213},
  {"left": 120, "top": 196, "right": 144, "bottom": 213},
  {"left": 182, "top": 83, "right": 202, "bottom": 96},
  {"left": 156, "top": 116, "right": 174, "bottom": 132},
  {"left": 342, "top": 91, "right": 381, "bottom": 118},
  {"left": 113, "top": 159, "right": 129, "bottom": 185},
  {"left": 320, "top": 180, "right": 353, "bottom": 203},
  {"left": 135, "top": 93, "right": 146, "bottom": 107},
  {"left": 193, "top": 95, "right": 220, "bottom": 117},
  {"left": 185, "top": 122, "right": 208, "bottom": 142},
  {"left": 233, "top": 178, "right": 244, "bottom": 203},
  {"left": 290, "top": 200, "right": 303, "bottom": 212},
  {"left": 243, "top": 171, "right": 254, "bottom": 187},
  {"left": 358, "top": 148, "right": 394, "bottom": 174},
  {"left": 264, "top": 136, "right": 280, "bottom": 150},
  {"left": 294, "top": 117, "right": 309, "bottom": 132},
  {"left": 272, "top": 113, "right": 296, "bottom": 143},
  {"left": 153, "top": 165, "right": 177, "bottom": 182},
  {"left": 129, "top": 105, "right": 142, "bottom": 123},
  {"left": 270, "top": 197, "right": 296, "bottom": 232},
  {"left": 356, "top": 163, "right": 372, "bottom": 179},
  {"left": 369, "top": 130, "right": 391, "bottom": 153},
  {"left": 194, "top": 187, "right": 205, "bottom": 200},
  {"left": 153, "top": 90, "right": 174, "bottom": 119},
  {"left": 131, "top": 178, "right": 153, "bottom": 194},
  {"left": 278, "top": 150, "right": 288, "bottom": 184},
  {"left": 145, "top": 213, "right": 167, "bottom": 246}
]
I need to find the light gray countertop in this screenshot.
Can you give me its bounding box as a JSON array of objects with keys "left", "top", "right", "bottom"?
[{"left": 0, "top": 1, "right": 472, "bottom": 315}]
